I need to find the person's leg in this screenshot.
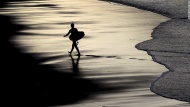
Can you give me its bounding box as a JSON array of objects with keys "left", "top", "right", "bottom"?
[
  {"left": 69, "top": 41, "right": 74, "bottom": 54},
  {"left": 74, "top": 41, "right": 80, "bottom": 55}
]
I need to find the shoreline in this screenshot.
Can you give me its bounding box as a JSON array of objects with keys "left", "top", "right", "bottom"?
[
  {"left": 136, "top": 19, "right": 190, "bottom": 102},
  {"left": 104, "top": 0, "right": 190, "bottom": 102}
]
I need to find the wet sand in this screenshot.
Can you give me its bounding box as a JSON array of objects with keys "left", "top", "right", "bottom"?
[
  {"left": 1, "top": 0, "right": 189, "bottom": 106},
  {"left": 106, "top": 0, "right": 190, "bottom": 102}
]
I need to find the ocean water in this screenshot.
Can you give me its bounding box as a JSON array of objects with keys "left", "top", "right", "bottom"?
[{"left": 1, "top": 0, "right": 189, "bottom": 106}]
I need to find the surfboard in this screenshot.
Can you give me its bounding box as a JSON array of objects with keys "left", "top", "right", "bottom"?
[
  {"left": 77, "top": 31, "right": 85, "bottom": 40},
  {"left": 69, "top": 31, "right": 85, "bottom": 41}
]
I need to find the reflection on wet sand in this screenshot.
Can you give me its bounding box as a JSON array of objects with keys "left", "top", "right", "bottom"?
[{"left": 70, "top": 55, "right": 80, "bottom": 73}]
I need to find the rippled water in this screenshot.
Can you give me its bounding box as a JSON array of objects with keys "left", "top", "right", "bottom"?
[{"left": 1, "top": 0, "right": 189, "bottom": 106}]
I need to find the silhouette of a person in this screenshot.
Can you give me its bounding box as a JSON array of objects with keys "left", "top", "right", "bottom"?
[{"left": 64, "top": 23, "right": 80, "bottom": 55}]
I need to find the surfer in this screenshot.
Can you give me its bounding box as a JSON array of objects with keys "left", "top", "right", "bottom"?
[{"left": 64, "top": 23, "right": 80, "bottom": 55}]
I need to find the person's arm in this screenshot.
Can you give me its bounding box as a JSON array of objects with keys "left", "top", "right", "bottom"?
[{"left": 64, "top": 30, "right": 71, "bottom": 37}]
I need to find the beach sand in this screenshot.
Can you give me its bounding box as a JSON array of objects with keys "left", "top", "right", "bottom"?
[
  {"left": 106, "top": 0, "right": 190, "bottom": 102},
  {"left": 1, "top": 0, "right": 189, "bottom": 106}
]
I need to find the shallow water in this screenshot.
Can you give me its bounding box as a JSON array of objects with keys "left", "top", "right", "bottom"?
[{"left": 1, "top": 0, "right": 189, "bottom": 106}]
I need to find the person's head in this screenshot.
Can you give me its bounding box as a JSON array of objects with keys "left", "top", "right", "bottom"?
[{"left": 71, "top": 23, "right": 74, "bottom": 28}]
